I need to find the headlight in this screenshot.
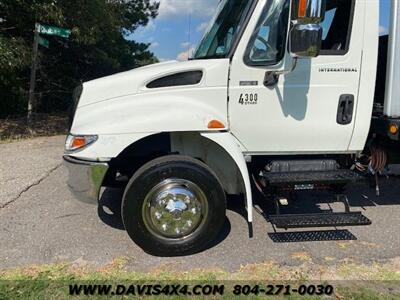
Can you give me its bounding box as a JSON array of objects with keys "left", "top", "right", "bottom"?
[{"left": 65, "top": 134, "right": 98, "bottom": 152}]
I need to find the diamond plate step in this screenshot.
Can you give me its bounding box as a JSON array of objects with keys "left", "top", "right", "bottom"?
[
  {"left": 262, "top": 170, "right": 363, "bottom": 187},
  {"left": 269, "top": 212, "right": 372, "bottom": 229}
]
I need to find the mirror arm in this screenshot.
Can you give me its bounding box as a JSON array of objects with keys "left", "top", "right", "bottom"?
[{"left": 275, "top": 57, "right": 298, "bottom": 75}]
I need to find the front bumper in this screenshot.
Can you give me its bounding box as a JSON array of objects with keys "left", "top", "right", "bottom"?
[{"left": 63, "top": 155, "right": 109, "bottom": 204}]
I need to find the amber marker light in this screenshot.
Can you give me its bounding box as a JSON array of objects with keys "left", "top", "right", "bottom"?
[
  {"left": 208, "top": 120, "right": 226, "bottom": 129},
  {"left": 71, "top": 137, "right": 86, "bottom": 149},
  {"left": 389, "top": 123, "right": 399, "bottom": 135},
  {"left": 298, "top": 0, "right": 307, "bottom": 18},
  {"left": 65, "top": 135, "right": 98, "bottom": 152}
]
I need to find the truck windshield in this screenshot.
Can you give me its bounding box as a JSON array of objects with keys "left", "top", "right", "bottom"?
[{"left": 193, "top": 0, "right": 254, "bottom": 59}]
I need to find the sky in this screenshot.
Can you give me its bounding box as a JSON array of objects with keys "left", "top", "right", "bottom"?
[{"left": 130, "top": 0, "right": 392, "bottom": 61}]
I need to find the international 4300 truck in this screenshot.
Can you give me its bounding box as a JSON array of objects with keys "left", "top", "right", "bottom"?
[{"left": 64, "top": 0, "right": 400, "bottom": 256}]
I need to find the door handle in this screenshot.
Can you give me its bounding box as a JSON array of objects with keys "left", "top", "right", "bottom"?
[{"left": 337, "top": 94, "right": 354, "bottom": 125}]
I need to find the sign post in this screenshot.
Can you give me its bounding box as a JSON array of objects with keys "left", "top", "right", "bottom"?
[
  {"left": 27, "top": 23, "right": 40, "bottom": 126},
  {"left": 27, "top": 23, "right": 71, "bottom": 126}
]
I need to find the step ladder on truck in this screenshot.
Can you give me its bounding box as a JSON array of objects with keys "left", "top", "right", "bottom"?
[{"left": 64, "top": 0, "right": 400, "bottom": 256}]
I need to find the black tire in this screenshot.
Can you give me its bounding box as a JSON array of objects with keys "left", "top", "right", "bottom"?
[{"left": 122, "top": 155, "right": 226, "bottom": 256}]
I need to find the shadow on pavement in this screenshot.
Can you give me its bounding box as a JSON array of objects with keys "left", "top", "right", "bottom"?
[
  {"left": 345, "top": 177, "right": 400, "bottom": 207},
  {"left": 96, "top": 177, "right": 400, "bottom": 246},
  {"left": 252, "top": 179, "right": 400, "bottom": 243},
  {"left": 98, "top": 188, "right": 125, "bottom": 230}
]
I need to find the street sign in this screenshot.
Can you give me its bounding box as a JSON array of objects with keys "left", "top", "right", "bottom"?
[
  {"left": 28, "top": 23, "right": 71, "bottom": 126},
  {"left": 38, "top": 36, "right": 49, "bottom": 48},
  {"left": 37, "top": 24, "right": 71, "bottom": 38}
]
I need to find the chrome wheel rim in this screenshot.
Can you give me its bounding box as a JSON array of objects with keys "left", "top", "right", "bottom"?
[{"left": 142, "top": 179, "right": 208, "bottom": 240}]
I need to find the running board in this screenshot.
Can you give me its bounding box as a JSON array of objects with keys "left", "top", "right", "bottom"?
[
  {"left": 262, "top": 169, "right": 363, "bottom": 187},
  {"left": 269, "top": 212, "right": 371, "bottom": 229}
]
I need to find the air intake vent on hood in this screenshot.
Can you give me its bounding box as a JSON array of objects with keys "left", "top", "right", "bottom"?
[{"left": 146, "top": 71, "right": 203, "bottom": 89}]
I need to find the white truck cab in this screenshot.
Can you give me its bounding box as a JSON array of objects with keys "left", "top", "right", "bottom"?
[{"left": 64, "top": 0, "right": 399, "bottom": 256}]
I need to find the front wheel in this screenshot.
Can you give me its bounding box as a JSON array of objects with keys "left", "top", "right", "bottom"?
[{"left": 122, "top": 155, "right": 226, "bottom": 256}]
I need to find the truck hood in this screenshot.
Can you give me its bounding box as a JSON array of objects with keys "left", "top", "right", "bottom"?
[{"left": 78, "top": 59, "right": 230, "bottom": 108}]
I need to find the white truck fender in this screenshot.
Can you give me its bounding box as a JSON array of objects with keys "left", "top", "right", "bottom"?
[{"left": 201, "top": 132, "right": 253, "bottom": 223}]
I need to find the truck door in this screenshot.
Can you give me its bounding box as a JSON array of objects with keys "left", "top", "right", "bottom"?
[{"left": 228, "top": 0, "right": 363, "bottom": 153}]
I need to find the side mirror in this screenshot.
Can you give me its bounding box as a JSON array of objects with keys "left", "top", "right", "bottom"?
[
  {"left": 290, "top": 24, "right": 322, "bottom": 58},
  {"left": 264, "top": 0, "right": 326, "bottom": 87},
  {"left": 289, "top": 0, "right": 326, "bottom": 58}
]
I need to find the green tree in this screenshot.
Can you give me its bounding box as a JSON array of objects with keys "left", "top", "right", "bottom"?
[{"left": 0, "top": 0, "right": 159, "bottom": 117}]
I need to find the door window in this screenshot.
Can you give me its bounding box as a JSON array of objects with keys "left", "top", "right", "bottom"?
[
  {"left": 320, "top": 0, "right": 355, "bottom": 55},
  {"left": 244, "top": 0, "right": 290, "bottom": 66}
]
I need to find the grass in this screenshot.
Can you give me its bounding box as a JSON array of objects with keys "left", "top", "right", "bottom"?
[
  {"left": 0, "top": 113, "right": 68, "bottom": 143},
  {"left": 1, "top": 258, "right": 399, "bottom": 299}
]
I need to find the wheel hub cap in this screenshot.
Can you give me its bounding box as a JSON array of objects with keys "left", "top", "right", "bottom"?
[
  {"left": 142, "top": 179, "right": 208, "bottom": 239},
  {"left": 165, "top": 198, "right": 188, "bottom": 217}
]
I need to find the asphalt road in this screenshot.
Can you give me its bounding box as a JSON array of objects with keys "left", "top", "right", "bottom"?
[{"left": 1, "top": 136, "right": 399, "bottom": 272}]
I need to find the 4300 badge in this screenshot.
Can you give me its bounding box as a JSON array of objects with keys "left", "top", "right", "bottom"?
[{"left": 239, "top": 93, "right": 258, "bottom": 105}]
